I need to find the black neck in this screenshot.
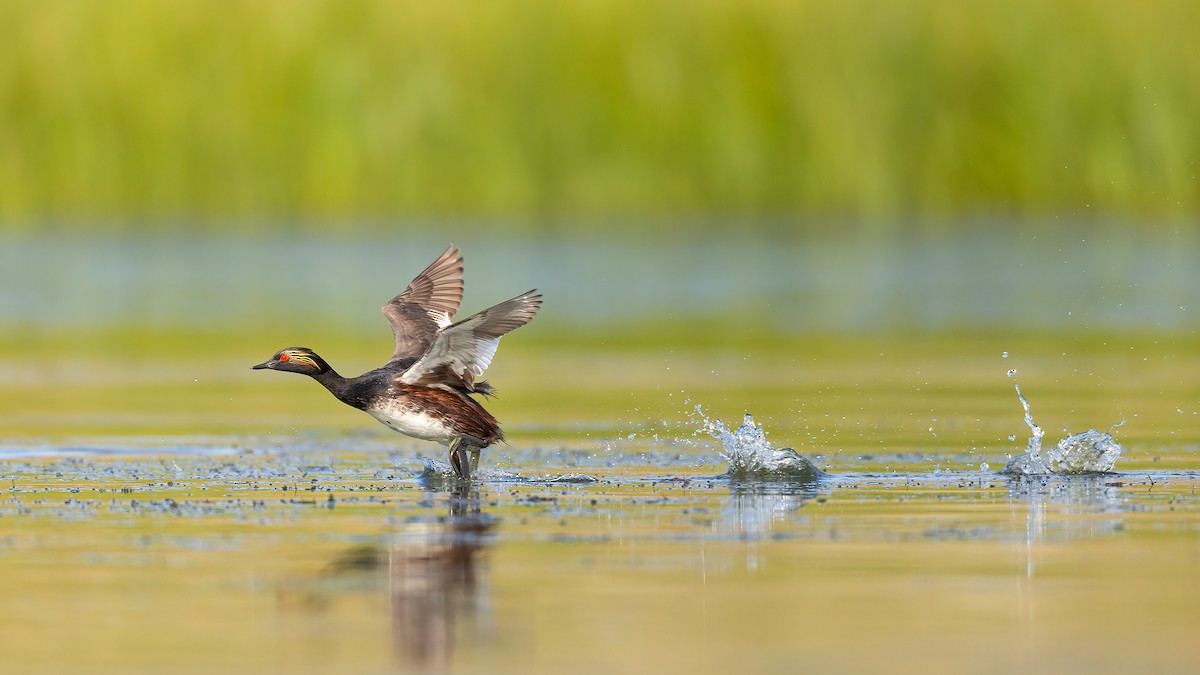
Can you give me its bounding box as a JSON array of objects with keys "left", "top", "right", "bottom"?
[
  {"left": 311, "top": 367, "right": 351, "bottom": 399},
  {"left": 309, "top": 365, "right": 385, "bottom": 411}
]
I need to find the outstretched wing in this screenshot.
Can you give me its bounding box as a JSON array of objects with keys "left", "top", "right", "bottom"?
[
  {"left": 382, "top": 244, "right": 464, "bottom": 363},
  {"left": 398, "top": 290, "right": 542, "bottom": 391}
]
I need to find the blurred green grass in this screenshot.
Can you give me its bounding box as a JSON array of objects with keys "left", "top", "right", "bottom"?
[{"left": 1, "top": 0, "right": 1197, "bottom": 231}]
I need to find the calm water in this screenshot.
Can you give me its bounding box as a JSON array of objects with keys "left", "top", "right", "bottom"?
[
  {"left": 1, "top": 229, "right": 1198, "bottom": 672},
  {"left": 2, "top": 226, "right": 1199, "bottom": 332}
]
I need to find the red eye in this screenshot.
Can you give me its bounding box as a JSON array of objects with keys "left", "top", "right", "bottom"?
[{"left": 279, "top": 353, "right": 290, "bottom": 362}]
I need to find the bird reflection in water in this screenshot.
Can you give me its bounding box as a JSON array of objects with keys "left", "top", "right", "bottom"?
[{"left": 323, "top": 485, "right": 497, "bottom": 672}]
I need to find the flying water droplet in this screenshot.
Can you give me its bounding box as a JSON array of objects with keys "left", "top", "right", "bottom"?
[
  {"left": 1002, "top": 385, "right": 1124, "bottom": 475},
  {"left": 692, "top": 406, "right": 825, "bottom": 480}
]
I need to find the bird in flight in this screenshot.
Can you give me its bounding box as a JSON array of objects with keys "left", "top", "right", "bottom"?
[{"left": 253, "top": 244, "right": 541, "bottom": 481}]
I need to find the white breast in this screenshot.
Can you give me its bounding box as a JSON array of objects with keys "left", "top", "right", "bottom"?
[{"left": 366, "top": 401, "right": 455, "bottom": 445}]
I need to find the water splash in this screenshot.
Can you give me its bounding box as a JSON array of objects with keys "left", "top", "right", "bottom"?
[
  {"left": 417, "top": 457, "right": 458, "bottom": 481},
  {"left": 1002, "top": 385, "right": 1124, "bottom": 475},
  {"left": 1009, "top": 384, "right": 1047, "bottom": 473},
  {"left": 415, "top": 457, "right": 524, "bottom": 483},
  {"left": 694, "top": 406, "right": 826, "bottom": 480}
]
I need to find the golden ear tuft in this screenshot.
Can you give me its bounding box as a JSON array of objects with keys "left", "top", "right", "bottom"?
[{"left": 282, "top": 350, "right": 319, "bottom": 369}]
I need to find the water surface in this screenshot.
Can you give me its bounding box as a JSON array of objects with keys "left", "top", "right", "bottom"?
[
  {"left": 1, "top": 230, "right": 1198, "bottom": 673},
  {"left": 2, "top": 445, "right": 1197, "bottom": 674}
]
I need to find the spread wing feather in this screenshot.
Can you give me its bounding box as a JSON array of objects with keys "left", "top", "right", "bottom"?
[
  {"left": 398, "top": 290, "right": 542, "bottom": 391},
  {"left": 382, "top": 244, "right": 464, "bottom": 363}
]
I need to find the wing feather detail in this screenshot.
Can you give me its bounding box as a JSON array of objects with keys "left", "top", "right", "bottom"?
[
  {"left": 398, "top": 290, "right": 542, "bottom": 391},
  {"left": 382, "top": 244, "right": 464, "bottom": 363}
]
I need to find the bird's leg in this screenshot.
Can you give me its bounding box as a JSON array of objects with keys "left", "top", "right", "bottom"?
[
  {"left": 468, "top": 447, "right": 481, "bottom": 474},
  {"left": 448, "top": 437, "right": 471, "bottom": 482}
]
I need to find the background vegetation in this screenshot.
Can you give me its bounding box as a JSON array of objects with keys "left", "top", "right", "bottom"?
[{"left": 1, "top": 0, "right": 1197, "bottom": 233}]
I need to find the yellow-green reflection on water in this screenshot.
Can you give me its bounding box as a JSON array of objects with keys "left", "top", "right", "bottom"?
[
  {"left": 0, "top": 459, "right": 1197, "bottom": 674},
  {"left": 3, "top": 329, "right": 1199, "bottom": 449},
  {"left": 1, "top": 328, "right": 1199, "bottom": 673}
]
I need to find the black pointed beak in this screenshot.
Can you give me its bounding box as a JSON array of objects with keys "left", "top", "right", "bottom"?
[{"left": 252, "top": 360, "right": 273, "bottom": 370}]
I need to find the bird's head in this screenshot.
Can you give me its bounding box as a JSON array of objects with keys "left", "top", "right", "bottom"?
[{"left": 252, "top": 347, "right": 330, "bottom": 375}]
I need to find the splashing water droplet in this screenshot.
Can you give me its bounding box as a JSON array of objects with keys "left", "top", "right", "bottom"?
[
  {"left": 979, "top": 462, "right": 990, "bottom": 471},
  {"left": 1002, "top": 385, "right": 1124, "bottom": 475},
  {"left": 1002, "top": 352, "right": 1009, "bottom": 358},
  {"left": 692, "top": 406, "right": 825, "bottom": 480},
  {"left": 1007, "top": 369, "right": 1017, "bottom": 377}
]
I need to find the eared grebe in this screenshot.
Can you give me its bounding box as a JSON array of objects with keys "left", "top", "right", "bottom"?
[{"left": 253, "top": 244, "right": 541, "bottom": 480}]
